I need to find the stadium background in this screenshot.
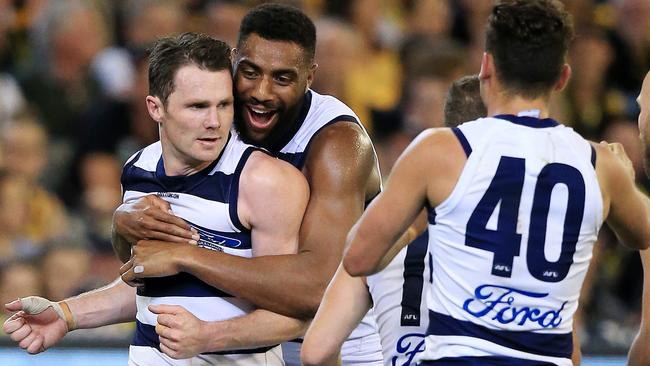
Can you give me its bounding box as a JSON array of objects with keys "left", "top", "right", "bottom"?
[{"left": 0, "top": 0, "right": 647, "bottom": 364}]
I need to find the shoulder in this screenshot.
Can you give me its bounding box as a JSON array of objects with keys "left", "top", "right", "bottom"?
[
  {"left": 241, "top": 150, "right": 309, "bottom": 195},
  {"left": 304, "top": 121, "right": 376, "bottom": 183},
  {"left": 406, "top": 128, "right": 463, "bottom": 161},
  {"left": 308, "top": 121, "right": 373, "bottom": 162}
]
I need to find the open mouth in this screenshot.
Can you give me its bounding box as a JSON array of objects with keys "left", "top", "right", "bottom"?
[{"left": 245, "top": 105, "right": 278, "bottom": 131}]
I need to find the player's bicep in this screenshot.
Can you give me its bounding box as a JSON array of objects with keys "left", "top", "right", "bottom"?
[
  {"left": 358, "top": 135, "right": 430, "bottom": 246},
  {"left": 602, "top": 150, "right": 650, "bottom": 250},
  {"left": 245, "top": 156, "right": 309, "bottom": 257}
]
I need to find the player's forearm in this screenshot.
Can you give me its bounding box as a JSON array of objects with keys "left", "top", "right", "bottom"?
[
  {"left": 66, "top": 278, "right": 136, "bottom": 329},
  {"left": 179, "top": 248, "right": 327, "bottom": 318},
  {"left": 302, "top": 266, "right": 370, "bottom": 366},
  {"left": 111, "top": 223, "right": 131, "bottom": 263},
  {"left": 206, "top": 309, "right": 308, "bottom": 352}
]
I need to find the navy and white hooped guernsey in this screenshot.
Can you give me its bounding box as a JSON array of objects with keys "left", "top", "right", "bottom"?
[
  {"left": 420, "top": 115, "right": 603, "bottom": 366},
  {"left": 121, "top": 132, "right": 279, "bottom": 364},
  {"left": 275, "top": 90, "right": 384, "bottom": 366}
]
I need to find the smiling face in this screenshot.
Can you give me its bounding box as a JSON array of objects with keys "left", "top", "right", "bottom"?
[
  {"left": 233, "top": 33, "right": 315, "bottom": 148},
  {"left": 638, "top": 71, "right": 650, "bottom": 176},
  {"left": 147, "top": 64, "right": 234, "bottom": 175}
]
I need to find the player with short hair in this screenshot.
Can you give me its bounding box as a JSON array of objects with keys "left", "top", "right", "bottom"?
[
  {"left": 3, "top": 32, "right": 310, "bottom": 365},
  {"left": 344, "top": 1, "right": 650, "bottom": 365},
  {"left": 114, "top": 4, "right": 384, "bottom": 365}
]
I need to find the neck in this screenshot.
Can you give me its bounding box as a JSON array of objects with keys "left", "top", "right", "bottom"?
[
  {"left": 162, "top": 159, "right": 212, "bottom": 176},
  {"left": 487, "top": 90, "right": 551, "bottom": 119}
]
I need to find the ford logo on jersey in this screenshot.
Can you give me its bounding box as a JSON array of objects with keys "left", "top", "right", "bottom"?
[
  {"left": 463, "top": 284, "right": 567, "bottom": 328},
  {"left": 190, "top": 224, "right": 242, "bottom": 251},
  {"left": 392, "top": 333, "right": 425, "bottom": 366}
]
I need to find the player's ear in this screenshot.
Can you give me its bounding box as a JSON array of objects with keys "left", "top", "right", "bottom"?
[
  {"left": 478, "top": 52, "right": 493, "bottom": 81},
  {"left": 306, "top": 62, "right": 318, "bottom": 91},
  {"left": 146, "top": 95, "right": 164, "bottom": 124},
  {"left": 554, "top": 63, "right": 572, "bottom": 92}
]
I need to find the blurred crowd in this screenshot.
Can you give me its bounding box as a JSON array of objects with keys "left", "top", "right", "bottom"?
[{"left": 0, "top": 0, "right": 649, "bottom": 354}]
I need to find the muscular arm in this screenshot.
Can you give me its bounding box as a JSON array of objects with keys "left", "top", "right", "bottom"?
[
  {"left": 3, "top": 278, "right": 136, "bottom": 354},
  {"left": 595, "top": 143, "right": 650, "bottom": 250},
  {"left": 345, "top": 129, "right": 465, "bottom": 276},
  {"left": 149, "top": 152, "right": 311, "bottom": 357},
  {"left": 173, "top": 123, "right": 378, "bottom": 318},
  {"left": 302, "top": 265, "right": 372, "bottom": 366},
  {"left": 66, "top": 278, "right": 137, "bottom": 328}
]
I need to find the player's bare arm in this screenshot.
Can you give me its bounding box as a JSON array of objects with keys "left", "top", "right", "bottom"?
[
  {"left": 3, "top": 278, "right": 136, "bottom": 354},
  {"left": 629, "top": 248, "right": 650, "bottom": 366},
  {"left": 594, "top": 142, "right": 650, "bottom": 250},
  {"left": 302, "top": 264, "right": 372, "bottom": 366},
  {"left": 345, "top": 128, "right": 465, "bottom": 276},
  {"left": 121, "top": 121, "right": 378, "bottom": 318}
]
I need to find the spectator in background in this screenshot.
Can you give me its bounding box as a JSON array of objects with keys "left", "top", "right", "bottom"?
[
  {"left": 0, "top": 260, "right": 42, "bottom": 314},
  {"left": 563, "top": 27, "right": 616, "bottom": 139},
  {"left": 375, "top": 42, "right": 465, "bottom": 177},
  {"left": 312, "top": 18, "right": 365, "bottom": 100},
  {"left": 0, "top": 116, "right": 68, "bottom": 247},
  {"left": 204, "top": 0, "right": 248, "bottom": 47},
  {"left": 41, "top": 245, "right": 92, "bottom": 302},
  {"left": 78, "top": 152, "right": 123, "bottom": 284},
  {"left": 324, "top": 0, "right": 402, "bottom": 132}
]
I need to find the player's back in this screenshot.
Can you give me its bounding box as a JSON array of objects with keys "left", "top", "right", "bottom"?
[{"left": 421, "top": 114, "right": 603, "bottom": 366}]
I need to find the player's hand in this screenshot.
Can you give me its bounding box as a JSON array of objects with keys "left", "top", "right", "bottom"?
[
  {"left": 120, "top": 240, "right": 193, "bottom": 286},
  {"left": 150, "top": 304, "right": 210, "bottom": 359},
  {"left": 602, "top": 141, "right": 635, "bottom": 181},
  {"left": 114, "top": 195, "right": 199, "bottom": 244},
  {"left": 3, "top": 297, "right": 69, "bottom": 354}
]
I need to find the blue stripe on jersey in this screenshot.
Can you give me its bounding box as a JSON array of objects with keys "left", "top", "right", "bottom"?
[
  {"left": 494, "top": 114, "right": 560, "bottom": 128},
  {"left": 427, "top": 311, "right": 572, "bottom": 359},
  {"left": 123, "top": 165, "right": 233, "bottom": 204},
  {"left": 400, "top": 232, "right": 428, "bottom": 326},
  {"left": 138, "top": 272, "right": 232, "bottom": 298},
  {"left": 452, "top": 127, "right": 472, "bottom": 157},
  {"left": 590, "top": 145, "right": 596, "bottom": 168},
  {"left": 428, "top": 206, "right": 437, "bottom": 225},
  {"left": 419, "top": 356, "right": 558, "bottom": 365},
  {"left": 133, "top": 320, "right": 276, "bottom": 354},
  {"left": 276, "top": 115, "right": 358, "bottom": 169},
  {"left": 228, "top": 146, "right": 259, "bottom": 232}
]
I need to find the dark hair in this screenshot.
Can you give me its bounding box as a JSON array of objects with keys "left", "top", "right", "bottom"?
[
  {"left": 148, "top": 32, "right": 232, "bottom": 106},
  {"left": 238, "top": 3, "right": 316, "bottom": 62},
  {"left": 486, "top": 0, "right": 574, "bottom": 98},
  {"left": 444, "top": 75, "right": 487, "bottom": 127}
]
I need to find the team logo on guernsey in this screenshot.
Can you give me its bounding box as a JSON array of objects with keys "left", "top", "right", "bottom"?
[
  {"left": 463, "top": 284, "right": 567, "bottom": 328},
  {"left": 190, "top": 224, "right": 242, "bottom": 251},
  {"left": 392, "top": 333, "right": 425, "bottom": 366}
]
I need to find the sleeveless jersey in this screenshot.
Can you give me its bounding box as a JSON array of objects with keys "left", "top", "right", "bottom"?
[
  {"left": 420, "top": 115, "right": 603, "bottom": 366},
  {"left": 121, "top": 132, "right": 278, "bottom": 364},
  {"left": 367, "top": 232, "right": 431, "bottom": 366},
  {"left": 275, "top": 90, "right": 384, "bottom": 366}
]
